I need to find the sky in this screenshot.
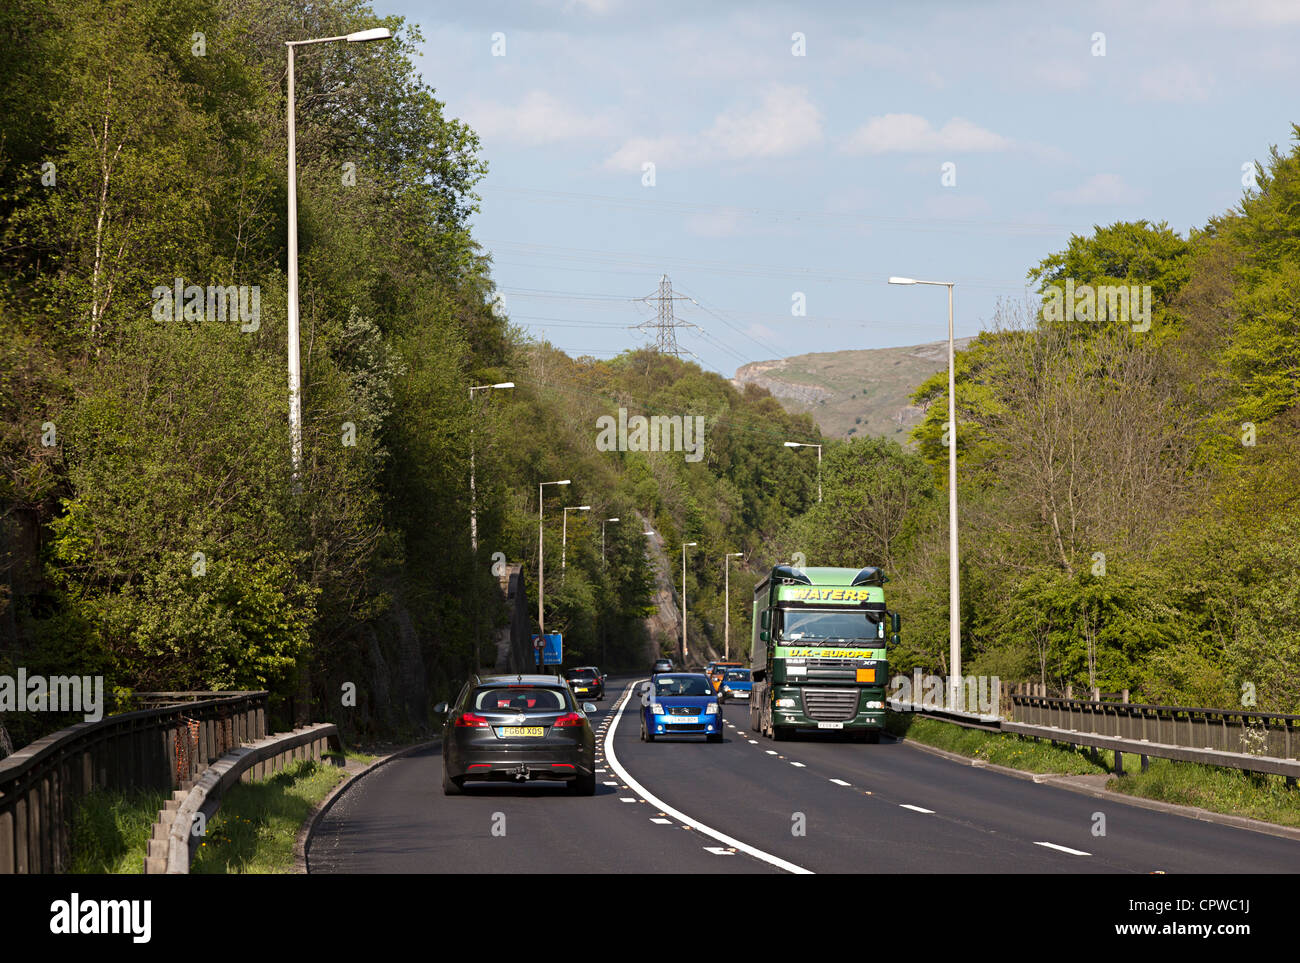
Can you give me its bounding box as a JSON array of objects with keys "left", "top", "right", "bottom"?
[{"left": 379, "top": 0, "right": 1299, "bottom": 376}]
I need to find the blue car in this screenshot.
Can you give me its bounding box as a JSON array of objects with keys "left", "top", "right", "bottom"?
[
  {"left": 718, "top": 667, "right": 752, "bottom": 703},
  {"left": 640, "top": 673, "right": 722, "bottom": 742}
]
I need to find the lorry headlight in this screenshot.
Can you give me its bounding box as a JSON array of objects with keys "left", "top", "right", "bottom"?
[
  {"left": 866, "top": 700, "right": 883, "bottom": 709},
  {"left": 776, "top": 698, "right": 796, "bottom": 708}
]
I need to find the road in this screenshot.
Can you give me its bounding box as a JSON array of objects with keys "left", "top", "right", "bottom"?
[{"left": 306, "top": 677, "right": 1300, "bottom": 874}]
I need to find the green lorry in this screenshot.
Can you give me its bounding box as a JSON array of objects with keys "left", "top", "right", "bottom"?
[{"left": 750, "top": 565, "right": 899, "bottom": 742}]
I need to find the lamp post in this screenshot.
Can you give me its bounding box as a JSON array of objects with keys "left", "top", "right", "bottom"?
[
  {"left": 681, "top": 541, "right": 697, "bottom": 665},
  {"left": 723, "top": 552, "right": 743, "bottom": 659},
  {"left": 562, "top": 505, "right": 591, "bottom": 571},
  {"left": 285, "top": 27, "right": 391, "bottom": 480},
  {"left": 890, "top": 275, "right": 960, "bottom": 709},
  {"left": 468, "top": 382, "right": 514, "bottom": 552},
  {"left": 601, "top": 518, "right": 620, "bottom": 567},
  {"left": 538, "top": 479, "right": 571, "bottom": 667},
  {"left": 783, "top": 441, "right": 823, "bottom": 502}
]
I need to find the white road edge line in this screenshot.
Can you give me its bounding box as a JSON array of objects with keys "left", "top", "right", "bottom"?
[
  {"left": 1034, "top": 841, "right": 1091, "bottom": 856},
  {"left": 604, "top": 681, "right": 813, "bottom": 875}
]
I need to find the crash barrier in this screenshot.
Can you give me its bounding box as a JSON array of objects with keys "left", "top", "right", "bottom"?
[
  {"left": 146, "top": 723, "right": 342, "bottom": 874},
  {"left": 0, "top": 692, "right": 267, "bottom": 873},
  {"left": 889, "top": 693, "right": 1300, "bottom": 780}
]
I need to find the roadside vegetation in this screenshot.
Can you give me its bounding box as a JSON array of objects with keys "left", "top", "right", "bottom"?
[
  {"left": 68, "top": 788, "right": 168, "bottom": 874},
  {"left": 190, "top": 757, "right": 351, "bottom": 874}
]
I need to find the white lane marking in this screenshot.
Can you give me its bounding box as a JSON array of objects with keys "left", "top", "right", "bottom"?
[
  {"left": 603, "top": 781, "right": 619, "bottom": 786},
  {"left": 790, "top": 762, "right": 806, "bottom": 768},
  {"left": 604, "top": 680, "right": 813, "bottom": 875},
  {"left": 829, "top": 778, "right": 851, "bottom": 786},
  {"left": 765, "top": 750, "right": 777, "bottom": 755},
  {"left": 620, "top": 797, "right": 636, "bottom": 803},
  {"left": 704, "top": 847, "right": 735, "bottom": 855},
  {"left": 650, "top": 818, "right": 672, "bottom": 825},
  {"left": 900, "top": 804, "right": 935, "bottom": 814},
  {"left": 1035, "top": 841, "right": 1091, "bottom": 856},
  {"left": 748, "top": 740, "right": 758, "bottom": 745}
]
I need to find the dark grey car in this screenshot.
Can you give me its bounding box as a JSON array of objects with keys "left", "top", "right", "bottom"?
[{"left": 437, "top": 674, "right": 597, "bottom": 796}]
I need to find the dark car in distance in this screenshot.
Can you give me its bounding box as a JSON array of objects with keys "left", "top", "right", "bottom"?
[
  {"left": 565, "top": 666, "right": 604, "bottom": 700},
  {"left": 437, "top": 674, "right": 597, "bottom": 796}
]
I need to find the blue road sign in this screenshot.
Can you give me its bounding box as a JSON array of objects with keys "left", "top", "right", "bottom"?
[{"left": 531, "top": 633, "right": 562, "bottom": 666}]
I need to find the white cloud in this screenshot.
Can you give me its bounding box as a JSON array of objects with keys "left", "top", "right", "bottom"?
[
  {"left": 462, "top": 90, "right": 610, "bottom": 146},
  {"left": 603, "top": 85, "right": 823, "bottom": 171},
  {"left": 1135, "top": 64, "right": 1211, "bottom": 103},
  {"left": 1050, "top": 173, "right": 1144, "bottom": 206},
  {"left": 842, "top": 114, "right": 1013, "bottom": 154}
]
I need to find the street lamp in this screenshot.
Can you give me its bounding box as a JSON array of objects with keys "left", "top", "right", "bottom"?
[
  {"left": 601, "top": 518, "right": 620, "bottom": 567},
  {"left": 537, "top": 479, "right": 570, "bottom": 663},
  {"left": 723, "top": 552, "right": 744, "bottom": 659},
  {"left": 468, "top": 382, "right": 514, "bottom": 552},
  {"left": 562, "top": 505, "right": 591, "bottom": 570},
  {"left": 681, "top": 541, "right": 697, "bottom": 665},
  {"left": 890, "top": 275, "right": 960, "bottom": 709},
  {"left": 285, "top": 27, "right": 392, "bottom": 479},
  {"left": 783, "top": 441, "right": 823, "bottom": 502}
]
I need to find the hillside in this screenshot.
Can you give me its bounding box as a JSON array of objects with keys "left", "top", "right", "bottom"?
[{"left": 733, "top": 338, "right": 975, "bottom": 442}]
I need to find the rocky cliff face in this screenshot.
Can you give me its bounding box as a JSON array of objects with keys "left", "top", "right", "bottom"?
[{"left": 732, "top": 359, "right": 833, "bottom": 406}]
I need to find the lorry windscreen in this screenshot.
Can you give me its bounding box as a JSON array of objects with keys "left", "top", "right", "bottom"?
[{"left": 780, "top": 609, "right": 881, "bottom": 644}]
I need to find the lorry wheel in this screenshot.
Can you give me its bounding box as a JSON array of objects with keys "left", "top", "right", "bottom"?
[
  {"left": 865, "top": 730, "right": 881, "bottom": 744},
  {"left": 773, "top": 726, "right": 792, "bottom": 741}
]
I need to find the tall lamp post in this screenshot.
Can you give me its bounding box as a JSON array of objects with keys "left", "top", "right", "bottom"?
[
  {"left": 601, "top": 517, "right": 620, "bottom": 567},
  {"left": 468, "top": 382, "right": 514, "bottom": 552},
  {"left": 538, "top": 479, "right": 571, "bottom": 669},
  {"left": 562, "top": 505, "right": 591, "bottom": 571},
  {"left": 890, "top": 275, "right": 960, "bottom": 709},
  {"left": 783, "top": 441, "right": 823, "bottom": 502},
  {"left": 681, "top": 541, "right": 697, "bottom": 665},
  {"left": 286, "top": 27, "right": 391, "bottom": 479},
  {"left": 723, "top": 552, "right": 743, "bottom": 659}
]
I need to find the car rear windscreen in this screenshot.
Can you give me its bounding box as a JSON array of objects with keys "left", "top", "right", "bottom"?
[
  {"left": 726, "top": 669, "right": 750, "bottom": 680},
  {"left": 475, "top": 687, "right": 568, "bottom": 711}
]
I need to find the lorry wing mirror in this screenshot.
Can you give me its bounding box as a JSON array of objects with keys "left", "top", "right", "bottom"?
[
  {"left": 760, "top": 631, "right": 769, "bottom": 642},
  {"left": 891, "top": 612, "right": 901, "bottom": 633},
  {"left": 761, "top": 610, "right": 770, "bottom": 630}
]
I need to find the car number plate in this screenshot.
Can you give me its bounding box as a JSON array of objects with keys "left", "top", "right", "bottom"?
[
  {"left": 669, "top": 716, "right": 699, "bottom": 724},
  {"left": 499, "top": 726, "right": 544, "bottom": 738},
  {"left": 574, "top": 687, "right": 588, "bottom": 692},
  {"left": 817, "top": 721, "right": 844, "bottom": 729}
]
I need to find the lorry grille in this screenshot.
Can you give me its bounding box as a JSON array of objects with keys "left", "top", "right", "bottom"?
[{"left": 802, "top": 688, "right": 860, "bottom": 722}]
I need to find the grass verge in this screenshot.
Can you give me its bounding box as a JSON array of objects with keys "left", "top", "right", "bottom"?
[
  {"left": 886, "top": 712, "right": 1109, "bottom": 775},
  {"left": 190, "top": 756, "right": 351, "bottom": 874},
  {"left": 887, "top": 711, "right": 1300, "bottom": 828},
  {"left": 68, "top": 788, "right": 169, "bottom": 874}
]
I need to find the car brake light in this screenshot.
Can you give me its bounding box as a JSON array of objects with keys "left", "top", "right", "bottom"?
[
  {"left": 552, "top": 712, "right": 584, "bottom": 727},
  {"left": 456, "top": 712, "right": 490, "bottom": 727}
]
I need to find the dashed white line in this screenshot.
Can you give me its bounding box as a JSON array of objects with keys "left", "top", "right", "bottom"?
[
  {"left": 650, "top": 818, "right": 672, "bottom": 825},
  {"left": 1034, "top": 841, "right": 1091, "bottom": 856},
  {"left": 619, "top": 797, "right": 636, "bottom": 803},
  {"left": 765, "top": 750, "right": 778, "bottom": 755},
  {"left": 703, "top": 847, "right": 735, "bottom": 856},
  {"left": 603, "top": 780, "right": 619, "bottom": 786},
  {"left": 900, "top": 804, "right": 935, "bottom": 814},
  {"left": 829, "top": 778, "right": 851, "bottom": 786},
  {"left": 790, "top": 762, "right": 806, "bottom": 768}
]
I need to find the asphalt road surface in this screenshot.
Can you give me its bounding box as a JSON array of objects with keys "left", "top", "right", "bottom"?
[{"left": 306, "top": 677, "right": 1300, "bottom": 874}]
